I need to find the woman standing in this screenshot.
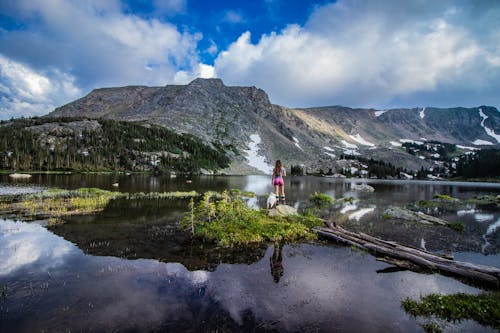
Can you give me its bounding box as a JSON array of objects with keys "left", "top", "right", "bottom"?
[{"left": 272, "top": 160, "right": 286, "bottom": 205}]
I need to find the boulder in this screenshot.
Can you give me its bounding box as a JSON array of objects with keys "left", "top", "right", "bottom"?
[
  {"left": 384, "top": 206, "right": 448, "bottom": 226},
  {"left": 351, "top": 184, "right": 375, "bottom": 192},
  {"left": 268, "top": 205, "right": 298, "bottom": 217},
  {"left": 9, "top": 173, "right": 32, "bottom": 179}
]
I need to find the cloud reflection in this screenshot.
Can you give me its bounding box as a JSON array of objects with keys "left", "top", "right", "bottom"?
[{"left": 0, "top": 219, "right": 76, "bottom": 276}]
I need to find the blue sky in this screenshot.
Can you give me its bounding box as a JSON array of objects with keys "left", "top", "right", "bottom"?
[{"left": 0, "top": 0, "right": 499, "bottom": 119}]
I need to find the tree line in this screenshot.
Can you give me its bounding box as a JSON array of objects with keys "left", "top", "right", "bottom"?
[{"left": 0, "top": 117, "right": 230, "bottom": 173}]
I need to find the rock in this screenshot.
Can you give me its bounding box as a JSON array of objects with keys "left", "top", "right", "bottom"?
[
  {"left": 351, "top": 184, "right": 375, "bottom": 192},
  {"left": 384, "top": 206, "right": 448, "bottom": 226},
  {"left": 9, "top": 173, "right": 32, "bottom": 179},
  {"left": 268, "top": 205, "right": 298, "bottom": 217}
]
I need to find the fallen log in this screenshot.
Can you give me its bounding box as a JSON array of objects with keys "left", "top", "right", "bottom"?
[{"left": 314, "top": 225, "right": 500, "bottom": 288}]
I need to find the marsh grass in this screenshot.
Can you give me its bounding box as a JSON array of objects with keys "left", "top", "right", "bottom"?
[
  {"left": 1, "top": 188, "right": 204, "bottom": 221},
  {"left": 182, "top": 191, "right": 322, "bottom": 247},
  {"left": 126, "top": 191, "right": 198, "bottom": 200},
  {"left": 402, "top": 292, "right": 500, "bottom": 330}
]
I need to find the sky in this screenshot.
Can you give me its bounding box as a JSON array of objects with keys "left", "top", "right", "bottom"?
[{"left": 0, "top": 0, "right": 499, "bottom": 120}]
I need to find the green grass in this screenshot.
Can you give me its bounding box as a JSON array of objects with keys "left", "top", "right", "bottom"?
[
  {"left": 309, "top": 192, "right": 334, "bottom": 208},
  {"left": 432, "top": 194, "right": 457, "bottom": 201},
  {"left": 1, "top": 188, "right": 202, "bottom": 220},
  {"left": 402, "top": 292, "right": 500, "bottom": 330},
  {"left": 183, "top": 191, "right": 323, "bottom": 247}
]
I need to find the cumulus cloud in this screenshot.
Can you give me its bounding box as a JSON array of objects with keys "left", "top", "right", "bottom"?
[
  {"left": 0, "top": 0, "right": 209, "bottom": 118},
  {"left": 215, "top": 0, "right": 500, "bottom": 108},
  {"left": 0, "top": 54, "right": 81, "bottom": 119}
]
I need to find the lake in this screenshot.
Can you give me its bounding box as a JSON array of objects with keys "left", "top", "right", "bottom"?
[{"left": 1, "top": 174, "right": 499, "bottom": 332}]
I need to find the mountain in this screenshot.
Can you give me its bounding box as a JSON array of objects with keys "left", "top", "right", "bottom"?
[{"left": 47, "top": 78, "right": 500, "bottom": 175}]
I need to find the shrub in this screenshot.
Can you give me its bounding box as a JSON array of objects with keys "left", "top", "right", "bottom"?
[{"left": 309, "top": 192, "right": 334, "bottom": 208}]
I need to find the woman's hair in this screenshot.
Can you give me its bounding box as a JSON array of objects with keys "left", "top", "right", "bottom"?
[{"left": 274, "top": 160, "right": 282, "bottom": 176}]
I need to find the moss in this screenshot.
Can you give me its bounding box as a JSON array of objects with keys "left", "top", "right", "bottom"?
[
  {"left": 433, "top": 194, "right": 456, "bottom": 201},
  {"left": 449, "top": 222, "right": 464, "bottom": 232},
  {"left": 417, "top": 200, "right": 432, "bottom": 207},
  {"left": 343, "top": 196, "right": 355, "bottom": 204},
  {"left": 183, "top": 191, "right": 319, "bottom": 247},
  {"left": 402, "top": 292, "right": 500, "bottom": 330},
  {"left": 309, "top": 192, "right": 334, "bottom": 208}
]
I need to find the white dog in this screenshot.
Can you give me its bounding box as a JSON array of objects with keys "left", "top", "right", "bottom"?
[{"left": 267, "top": 192, "right": 277, "bottom": 209}]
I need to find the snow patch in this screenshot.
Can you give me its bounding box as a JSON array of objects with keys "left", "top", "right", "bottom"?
[
  {"left": 374, "top": 110, "right": 387, "bottom": 117},
  {"left": 400, "top": 172, "right": 413, "bottom": 179},
  {"left": 243, "top": 134, "right": 273, "bottom": 174},
  {"left": 457, "top": 209, "right": 476, "bottom": 216},
  {"left": 390, "top": 141, "right": 402, "bottom": 147},
  {"left": 324, "top": 152, "right": 336, "bottom": 158},
  {"left": 343, "top": 149, "right": 361, "bottom": 156},
  {"left": 341, "top": 140, "right": 358, "bottom": 149},
  {"left": 324, "top": 146, "right": 335, "bottom": 152},
  {"left": 400, "top": 139, "right": 424, "bottom": 145},
  {"left": 292, "top": 137, "right": 303, "bottom": 151},
  {"left": 473, "top": 139, "right": 493, "bottom": 145},
  {"left": 475, "top": 214, "right": 495, "bottom": 223},
  {"left": 479, "top": 108, "right": 500, "bottom": 143},
  {"left": 419, "top": 107, "right": 426, "bottom": 119},
  {"left": 456, "top": 145, "right": 479, "bottom": 150},
  {"left": 349, "top": 134, "right": 375, "bottom": 147}
]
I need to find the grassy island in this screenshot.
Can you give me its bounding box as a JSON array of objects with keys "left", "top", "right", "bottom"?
[{"left": 182, "top": 191, "right": 323, "bottom": 247}]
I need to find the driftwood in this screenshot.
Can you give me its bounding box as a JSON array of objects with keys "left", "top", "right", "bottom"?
[{"left": 314, "top": 225, "right": 500, "bottom": 288}]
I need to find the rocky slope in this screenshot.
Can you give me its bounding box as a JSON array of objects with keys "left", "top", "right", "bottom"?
[{"left": 48, "top": 78, "right": 500, "bottom": 175}]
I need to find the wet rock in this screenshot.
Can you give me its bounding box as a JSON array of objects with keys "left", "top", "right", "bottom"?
[
  {"left": 384, "top": 206, "right": 448, "bottom": 226},
  {"left": 351, "top": 184, "right": 375, "bottom": 192}
]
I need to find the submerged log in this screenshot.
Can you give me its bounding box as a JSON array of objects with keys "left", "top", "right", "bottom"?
[{"left": 314, "top": 225, "right": 500, "bottom": 288}]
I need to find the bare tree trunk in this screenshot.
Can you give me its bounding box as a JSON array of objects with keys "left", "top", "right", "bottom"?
[{"left": 314, "top": 225, "right": 500, "bottom": 288}]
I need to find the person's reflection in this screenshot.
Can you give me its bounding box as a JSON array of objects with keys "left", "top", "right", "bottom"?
[{"left": 270, "top": 242, "right": 284, "bottom": 283}]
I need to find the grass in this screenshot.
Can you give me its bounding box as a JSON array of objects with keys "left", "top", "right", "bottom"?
[
  {"left": 0, "top": 188, "right": 202, "bottom": 221},
  {"left": 309, "top": 192, "right": 334, "bottom": 208},
  {"left": 182, "top": 191, "right": 323, "bottom": 247},
  {"left": 432, "top": 194, "right": 458, "bottom": 201},
  {"left": 402, "top": 292, "right": 500, "bottom": 330}
]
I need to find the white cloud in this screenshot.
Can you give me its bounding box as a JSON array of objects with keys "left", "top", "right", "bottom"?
[
  {"left": 215, "top": 0, "right": 500, "bottom": 108},
  {"left": 223, "top": 10, "right": 246, "bottom": 24},
  {"left": 153, "top": 0, "right": 187, "bottom": 16},
  {"left": 198, "top": 64, "right": 216, "bottom": 79},
  {"left": 0, "top": 0, "right": 207, "bottom": 118},
  {"left": 0, "top": 54, "right": 81, "bottom": 119}
]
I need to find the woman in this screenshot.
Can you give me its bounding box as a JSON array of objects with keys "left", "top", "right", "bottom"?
[{"left": 272, "top": 160, "right": 286, "bottom": 205}]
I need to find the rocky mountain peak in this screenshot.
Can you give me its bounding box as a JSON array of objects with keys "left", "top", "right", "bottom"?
[{"left": 187, "top": 77, "right": 225, "bottom": 89}]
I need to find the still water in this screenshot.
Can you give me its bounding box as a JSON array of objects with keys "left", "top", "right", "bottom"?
[{"left": 1, "top": 174, "right": 499, "bottom": 332}]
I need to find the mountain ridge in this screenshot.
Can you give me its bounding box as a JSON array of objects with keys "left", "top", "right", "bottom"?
[{"left": 47, "top": 78, "right": 500, "bottom": 175}]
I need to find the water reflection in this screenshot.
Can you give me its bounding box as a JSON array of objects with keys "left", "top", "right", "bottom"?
[
  {"left": 270, "top": 243, "right": 284, "bottom": 283},
  {"left": 348, "top": 207, "right": 376, "bottom": 221},
  {"left": 0, "top": 219, "right": 495, "bottom": 332},
  {"left": 0, "top": 219, "right": 75, "bottom": 276}
]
